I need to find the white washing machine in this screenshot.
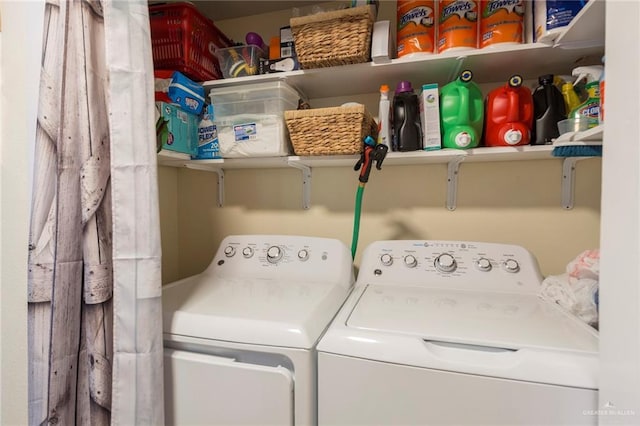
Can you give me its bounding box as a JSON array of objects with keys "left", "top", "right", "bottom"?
[
  {"left": 318, "top": 240, "right": 599, "bottom": 425},
  {"left": 163, "top": 235, "right": 354, "bottom": 426}
]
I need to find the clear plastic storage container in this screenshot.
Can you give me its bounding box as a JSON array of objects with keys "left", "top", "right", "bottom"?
[{"left": 209, "top": 81, "right": 304, "bottom": 157}]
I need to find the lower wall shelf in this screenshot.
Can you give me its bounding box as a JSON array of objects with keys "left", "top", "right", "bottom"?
[{"left": 158, "top": 132, "right": 603, "bottom": 210}]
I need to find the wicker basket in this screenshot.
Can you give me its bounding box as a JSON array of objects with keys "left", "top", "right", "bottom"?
[
  {"left": 290, "top": 5, "right": 376, "bottom": 69},
  {"left": 284, "top": 105, "right": 378, "bottom": 156}
]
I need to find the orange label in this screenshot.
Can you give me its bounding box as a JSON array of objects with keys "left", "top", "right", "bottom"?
[
  {"left": 397, "top": 0, "right": 436, "bottom": 57},
  {"left": 479, "top": 0, "right": 524, "bottom": 48},
  {"left": 438, "top": 0, "right": 478, "bottom": 53}
]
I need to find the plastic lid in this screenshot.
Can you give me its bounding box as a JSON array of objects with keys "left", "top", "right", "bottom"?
[
  {"left": 395, "top": 81, "right": 414, "bottom": 94},
  {"left": 380, "top": 84, "right": 390, "bottom": 93},
  {"left": 538, "top": 74, "right": 554, "bottom": 85}
]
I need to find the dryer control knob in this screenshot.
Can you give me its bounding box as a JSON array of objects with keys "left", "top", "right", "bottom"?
[
  {"left": 435, "top": 253, "right": 457, "bottom": 273},
  {"left": 380, "top": 254, "right": 393, "bottom": 266},
  {"left": 224, "top": 246, "right": 236, "bottom": 257},
  {"left": 503, "top": 259, "right": 520, "bottom": 273},
  {"left": 476, "top": 257, "right": 492, "bottom": 272},
  {"left": 404, "top": 255, "right": 418, "bottom": 268},
  {"left": 242, "top": 247, "right": 254, "bottom": 258},
  {"left": 297, "top": 249, "right": 309, "bottom": 261},
  {"left": 267, "top": 246, "right": 283, "bottom": 263}
]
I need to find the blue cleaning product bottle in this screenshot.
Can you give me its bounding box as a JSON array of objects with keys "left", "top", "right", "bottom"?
[{"left": 392, "top": 81, "right": 422, "bottom": 151}]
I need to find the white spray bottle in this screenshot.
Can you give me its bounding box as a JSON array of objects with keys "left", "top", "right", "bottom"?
[
  {"left": 377, "top": 84, "right": 391, "bottom": 147},
  {"left": 570, "top": 65, "right": 603, "bottom": 128}
]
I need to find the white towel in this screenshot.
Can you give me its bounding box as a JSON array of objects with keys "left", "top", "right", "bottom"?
[{"left": 540, "top": 250, "right": 599, "bottom": 326}]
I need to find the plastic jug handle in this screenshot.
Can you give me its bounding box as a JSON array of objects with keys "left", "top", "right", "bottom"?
[
  {"left": 457, "top": 85, "right": 470, "bottom": 123},
  {"left": 507, "top": 89, "right": 519, "bottom": 122}
]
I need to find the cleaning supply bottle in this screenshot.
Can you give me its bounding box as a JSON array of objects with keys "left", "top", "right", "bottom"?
[
  {"left": 599, "top": 56, "right": 605, "bottom": 124},
  {"left": 440, "top": 70, "right": 484, "bottom": 149},
  {"left": 570, "top": 65, "right": 603, "bottom": 129},
  {"left": 555, "top": 75, "right": 581, "bottom": 115},
  {"left": 561, "top": 79, "right": 581, "bottom": 117},
  {"left": 377, "top": 84, "right": 391, "bottom": 147},
  {"left": 392, "top": 81, "right": 422, "bottom": 151},
  {"left": 532, "top": 74, "right": 566, "bottom": 145},
  {"left": 484, "top": 75, "right": 533, "bottom": 147}
]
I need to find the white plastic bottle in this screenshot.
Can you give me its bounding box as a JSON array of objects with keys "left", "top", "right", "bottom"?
[{"left": 377, "top": 84, "right": 391, "bottom": 147}]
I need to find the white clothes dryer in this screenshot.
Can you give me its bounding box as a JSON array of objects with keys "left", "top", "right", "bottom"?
[
  {"left": 163, "top": 235, "right": 354, "bottom": 426},
  {"left": 317, "top": 240, "right": 598, "bottom": 426}
]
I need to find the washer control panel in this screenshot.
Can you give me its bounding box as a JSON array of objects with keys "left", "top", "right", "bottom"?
[
  {"left": 361, "top": 240, "right": 543, "bottom": 294},
  {"left": 207, "top": 235, "right": 354, "bottom": 286}
]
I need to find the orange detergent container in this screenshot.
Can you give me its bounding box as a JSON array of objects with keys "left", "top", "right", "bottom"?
[
  {"left": 484, "top": 75, "right": 533, "bottom": 147},
  {"left": 397, "top": 0, "right": 436, "bottom": 57},
  {"left": 437, "top": 0, "right": 478, "bottom": 53},
  {"left": 479, "top": 0, "right": 525, "bottom": 48}
]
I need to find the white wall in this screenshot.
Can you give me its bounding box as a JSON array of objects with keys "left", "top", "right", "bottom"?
[
  {"left": 599, "top": 1, "right": 640, "bottom": 423},
  {"left": 0, "top": 1, "right": 43, "bottom": 424}
]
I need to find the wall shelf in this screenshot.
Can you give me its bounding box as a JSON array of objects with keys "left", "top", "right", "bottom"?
[
  {"left": 158, "top": 144, "right": 599, "bottom": 210},
  {"left": 158, "top": 0, "right": 604, "bottom": 210}
]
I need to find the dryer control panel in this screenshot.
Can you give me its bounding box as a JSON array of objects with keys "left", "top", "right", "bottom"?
[
  {"left": 358, "top": 240, "right": 543, "bottom": 294},
  {"left": 203, "top": 235, "right": 354, "bottom": 287}
]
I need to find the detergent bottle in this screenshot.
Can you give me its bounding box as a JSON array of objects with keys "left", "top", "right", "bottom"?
[
  {"left": 599, "top": 56, "right": 605, "bottom": 124},
  {"left": 555, "top": 75, "right": 581, "bottom": 115},
  {"left": 532, "top": 74, "right": 566, "bottom": 145},
  {"left": 392, "top": 81, "right": 422, "bottom": 151},
  {"left": 570, "top": 65, "right": 603, "bottom": 129},
  {"left": 377, "top": 84, "right": 391, "bottom": 147},
  {"left": 440, "top": 70, "right": 484, "bottom": 149},
  {"left": 484, "top": 75, "right": 533, "bottom": 147}
]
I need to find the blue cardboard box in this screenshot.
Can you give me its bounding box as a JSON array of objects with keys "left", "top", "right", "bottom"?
[{"left": 155, "top": 102, "right": 199, "bottom": 156}]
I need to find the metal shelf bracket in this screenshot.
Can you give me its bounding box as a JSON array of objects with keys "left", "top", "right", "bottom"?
[
  {"left": 288, "top": 160, "right": 312, "bottom": 209},
  {"left": 561, "top": 157, "right": 587, "bottom": 210},
  {"left": 185, "top": 164, "right": 225, "bottom": 207},
  {"left": 447, "top": 157, "right": 465, "bottom": 211}
]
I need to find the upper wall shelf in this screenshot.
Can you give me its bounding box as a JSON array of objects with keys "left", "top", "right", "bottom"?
[
  {"left": 201, "top": 0, "right": 605, "bottom": 99},
  {"left": 554, "top": 0, "right": 605, "bottom": 49}
]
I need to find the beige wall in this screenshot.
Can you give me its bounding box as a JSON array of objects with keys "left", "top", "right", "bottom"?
[
  {"left": 160, "top": 157, "right": 601, "bottom": 282},
  {"left": 158, "top": 1, "right": 602, "bottom": 284}
]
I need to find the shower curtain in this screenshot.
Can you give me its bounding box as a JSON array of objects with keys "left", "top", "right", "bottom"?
[{"left": 27, "top": 0, "right": 164, "bottom": 424}]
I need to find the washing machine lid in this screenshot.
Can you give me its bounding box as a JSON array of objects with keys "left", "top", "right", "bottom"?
[
  {"left": 162, "top": 271, "right": 351, "bottom": 349},
  {"left": 320, "top": 283, "right": 598, "bottom": 388},
  {"left": 346, "top": 284, "right": 598, "bottom": 353}
]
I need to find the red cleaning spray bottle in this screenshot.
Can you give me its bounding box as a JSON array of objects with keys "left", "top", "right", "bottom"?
[{"left": 484, "top": 75, "right": 533, "bottom": 147}]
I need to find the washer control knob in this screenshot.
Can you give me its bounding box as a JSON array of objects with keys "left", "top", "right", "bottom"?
[
  {"left": 503, "top": 259, "right": 520, "bottom": 273},
  {"left": 476, "top": 257, "right": 492, "bottom": 272},
  {"left": 435, "top": 253, "right": 457, "bottom": 273},
  {"left": 298, "top": 249, "right": 309, "bottom": 261},
  {"left": 224, "top": 246, "right": 236, "bottom": 258},
  {"left": 404, "top": 255, "right": 418, "bottom": 268},
  {"left": 267, "top": 246, "right": 283, "bottom": 264},
  {"left": 242, "top": 247, "right": 254, "bottom": 258},
  {"left": 380, "top": 254, "right": 393, "bottom": 266}
]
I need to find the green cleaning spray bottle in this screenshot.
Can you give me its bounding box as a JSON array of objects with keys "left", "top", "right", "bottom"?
[{"left": 570, "top": 65, "right": 604, "bottom": 129}]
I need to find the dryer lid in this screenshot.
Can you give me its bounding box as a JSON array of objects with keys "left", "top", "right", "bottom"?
[
  {"left": 162, "top": 272, "right": 351, "bottom": 349},
  {"left": 346, "top": 284, "right": 598, "bottom": 353}
]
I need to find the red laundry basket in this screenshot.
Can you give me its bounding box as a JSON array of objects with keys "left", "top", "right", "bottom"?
[{"left": 149, "top": 2, "right": 233, "bottom": 82}]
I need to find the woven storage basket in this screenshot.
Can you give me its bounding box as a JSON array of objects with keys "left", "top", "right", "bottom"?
[
  {"left": 290, "top": 5, "right": 376, "bottom": 69},
  {"left": 284, "top": 105, "right": 378, "bottom": 156}
]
